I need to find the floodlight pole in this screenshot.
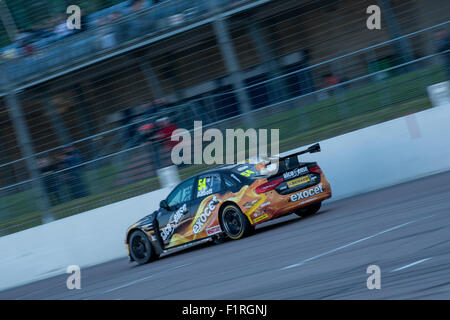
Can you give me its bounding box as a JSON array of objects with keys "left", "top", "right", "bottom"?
[
  {"left": 210, "top": 0, "right": 256, "bottom": 128},
  {"left": 0, "top": 63, "right": 55, "bottom": 224},
  {"left": 0, "top": 0, "right": 18, "bottom": 42}
]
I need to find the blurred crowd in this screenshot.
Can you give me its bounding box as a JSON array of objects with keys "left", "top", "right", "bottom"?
[
  {"left": 435, "top": 29, "right": 450, "bottom": 78},
  {"left": 35, "top": 96, "right": 180, "bottom": 206},
  {"left": 37, "top": 144, "right": 88, "bottom": 206},
  {"left": 123, "top": 97, "right": 179, "bottom": 165},
  {"left": 2, "top": 0, "right": 167, "bottom": 58}
]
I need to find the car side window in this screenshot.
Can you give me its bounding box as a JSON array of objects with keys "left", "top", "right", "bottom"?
[
  {"left": 230, "top": 173, "right": 242, "bottom": 184},
  {"left": 223, "top": 175, "right": 236, "bottom": 188},
  {"left": 196, "top": 174, "right": 222, "bottom": 198},
  {"left": 167, "top": 177, "right": 195, "bottom": 207}
]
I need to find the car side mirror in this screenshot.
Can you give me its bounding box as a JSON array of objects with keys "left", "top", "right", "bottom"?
[{"left": 160, "top": 199, "right": 169, "bottom": 210}]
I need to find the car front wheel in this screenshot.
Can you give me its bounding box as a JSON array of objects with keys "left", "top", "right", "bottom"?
[{"left": 129, "top": 230, "right": 157, "bottom": 265}]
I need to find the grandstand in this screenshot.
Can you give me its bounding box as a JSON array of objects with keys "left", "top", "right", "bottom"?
[{"left": 0, "top": 0, "right": 449, "bottom": 235}]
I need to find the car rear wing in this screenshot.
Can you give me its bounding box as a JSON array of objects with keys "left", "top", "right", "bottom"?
[
  {"left": 274, "top": 143, "right": 321, "bottom": 163},
  {"left": 259, "top": 143, "right": 321, "bottom": 176}
]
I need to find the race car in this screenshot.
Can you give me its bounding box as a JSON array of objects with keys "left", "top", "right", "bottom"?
[{"left": 125, "top": 143, "right": 332, "bottom": 264}]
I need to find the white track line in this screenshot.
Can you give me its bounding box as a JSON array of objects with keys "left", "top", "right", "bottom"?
[
  {"left": 103, "top": 263, "right": 191, "bottom": 294},
  {"left": 281, "top": 215, "right": 433, "bottom": 270},
  {"left": 391, "top": 258, "right": 432, "bottom": 272}
]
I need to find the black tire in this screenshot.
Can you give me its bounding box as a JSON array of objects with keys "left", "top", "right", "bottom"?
[
  {"left": 129, "top": 230, "right": 157, "bottom": 265},
  {"left": 212, "top": 233, "right": 229, "bottom": 244},
  {"left": 294, "top": 202, "right": 321, "bottom": 217},
  {"left": 220, "top": 204, "right": 254, "bottom": 240}
]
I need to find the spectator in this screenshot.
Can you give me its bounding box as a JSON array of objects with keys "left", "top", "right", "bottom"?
[
  {"left": 153, "top": 97, "right": 168, "bottom": 110},
  {"left": 317, "top": 73, "right": 341, "bottom": 100},
  {"left": 54, "top": 15, "right": 73, "bottom": 40},
  {"left": 121, "top": 107, "right": 135, "bottom": 144},
  {"left": 110, "top": 11, "right": 126, "bottom": 43},
  {"left": 15, "top": 28, "right": 35, "bottom": 56},
  {"left": 300, "top": 48, "right": 314, "bottom": 94},
  {"left": 96, "top": 16, "right": 117, "bottom": 49},
  {"left": 15, "top": 28, "right": 31, "bottom": 44},
  {"left": 323, "top": 73, "right": 341, "bottom": 88},
  {"left": 154, "top": 117, "right": 178, "bottom": 146},
  {"left": 152, "top": 117, "right": 179, "bottom": 166},
  {"left": 138, "top": 120, "right": 156, "bottom": 145},
  {"left": 1, "top": 48, "right": 19, "bottom": 60},
  {"left": 143, "top": 101, "right": 156, "bottom": 117},
  {"left": 23, "top": 44, "right": 35, "bottom": 56},
  {"left": 60, "top": 144, "right": 88, "bottom": 200},
  {"left": 43, "top": 17, "right": 56, "bottom": 36},
  {"left": 37, "top": 156, "right": 61, "bottom": 206},
  {"left": 435, "top": 29, "right": 450, "bottom": 79},
  {"left": 125, "top": 0, "right": 147, "bottom": 38},
  {"left": 30, "top": 24, "right": 49, "bottom": 42}
]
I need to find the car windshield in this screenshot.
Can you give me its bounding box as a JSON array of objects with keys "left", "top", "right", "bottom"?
[{"left": 167, "top": 177, "right": 194, "bottom": 207}]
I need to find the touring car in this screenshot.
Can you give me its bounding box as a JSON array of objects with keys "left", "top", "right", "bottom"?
[{"left": 125, "top": 143, "right": 332, "bottom": 264}]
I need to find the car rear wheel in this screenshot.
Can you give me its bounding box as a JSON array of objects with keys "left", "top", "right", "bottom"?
[
  {"left": 220, "top": 204, "right": 254, "bottom": 240},
  {"left": 129, "top": 230, "right": 157, "bottom": 265},
  {"left": 294, "top": 202, "right": 321, "bottom": 217}
]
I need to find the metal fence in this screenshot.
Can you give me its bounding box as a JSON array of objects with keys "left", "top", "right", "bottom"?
[
  {"left": 0, "top": 0, "right": 449, "bottom": 235},
  {"left": 1, "top": 0, "right": 254, "bottom": 83}
]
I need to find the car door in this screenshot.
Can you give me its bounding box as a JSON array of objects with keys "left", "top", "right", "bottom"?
[
  {"left": 157, "top": 177, "right": 196, "bottom": 248},
  {"left": 189, "top": 173, "right": 224, "bottom": 238}
]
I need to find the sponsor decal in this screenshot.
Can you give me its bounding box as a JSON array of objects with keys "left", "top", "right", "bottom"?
[
  {"left": 193, "top": 195, "right": 220, "bottom": 234},
  {"left": 243, "top": 199, "right": 258, "bottom": 209},
  {"left": 197, "top": 178, "right": 213, "bottom": 197},
  {"left": 237, "top": 165, "right": 249, "bottom": 172},
  {"left": 240, "top": 169, "right": 255, "bottom": 177},
  {"left": 253, "top": 213, "right": 269, "bottom": 223},
  {"left": 283, "top": 167, "right": 308, "bottom": 180},
  {"left": 253, "top": 209, "right": 266, "bottom": 218},
  {"left": 287, "top": 176, "right": 310, "bottom": 188},
  {"left": 161, "top": 204, "right": 188, "bottom": 241},
  {"left": 260, "top": 201, "right": 271, "bottom": 208},
  {"left": 206, "top": 225, "right": 222, "bottom": 236},
  {"left": 290, "top": 183, "right": 324, "bottom": 202}
]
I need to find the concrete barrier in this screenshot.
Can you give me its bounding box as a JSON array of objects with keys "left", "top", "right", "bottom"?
[
  {"left": 0, "top": 186, "right": 172, "bottom": 291},
  {"left": 1, "top": 104, "right": 449, "bottom": 291},
  {"left": 285, "top": 104, "right": 450, "bottom": 200}
]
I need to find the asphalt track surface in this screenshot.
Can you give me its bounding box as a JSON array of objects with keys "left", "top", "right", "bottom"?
[{"left": 2, "top": 171, "right": 450, "bottom": 300}]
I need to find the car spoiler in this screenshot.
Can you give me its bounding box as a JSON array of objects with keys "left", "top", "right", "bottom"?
[
  {"left": 267, "top": 143, "right": 321, "bottom": 163},
  {"left": 255, "top": 143, "right": 321, "bottom": 176},
  {"left": 279, "top": 143, "right": 321, "bottom": 162}
]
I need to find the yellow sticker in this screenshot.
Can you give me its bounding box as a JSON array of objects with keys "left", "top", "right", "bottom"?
[
  {"left": 287, "top": 176, "right": 310, "bottom": 188},
  {"left": 198, "top": 178, "right": 206, "bottom": 191},
  {"left": 240, "top": 170, "right": 255, "bottom": 177}
]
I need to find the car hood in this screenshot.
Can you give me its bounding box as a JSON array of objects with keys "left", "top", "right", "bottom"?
[{"left": 126, "top": 209, "right": 159, "bottom": 233}]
